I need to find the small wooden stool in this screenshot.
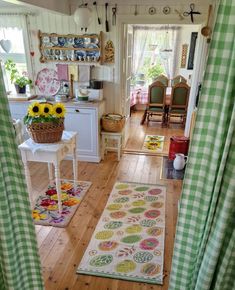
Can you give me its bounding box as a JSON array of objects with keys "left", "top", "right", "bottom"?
[{"left": 101, "top": 131, "right": 124, "bottom": 161}]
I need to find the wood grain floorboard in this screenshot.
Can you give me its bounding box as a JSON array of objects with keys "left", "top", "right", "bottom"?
[{"left": 32, "top": 118, "right": 183, "bottom": 290}]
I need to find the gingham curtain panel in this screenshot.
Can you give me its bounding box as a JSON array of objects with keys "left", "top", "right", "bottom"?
[
  {"left": 169, "top": 0, "right": 235, "bottom": 289},
  {"left": 0, "top": 65, "right": 44, "bottom": 289}
]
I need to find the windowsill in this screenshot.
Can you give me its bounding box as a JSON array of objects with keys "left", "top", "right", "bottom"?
[{"left": 7, "top": 93, "right": 37, "bottom": 101}]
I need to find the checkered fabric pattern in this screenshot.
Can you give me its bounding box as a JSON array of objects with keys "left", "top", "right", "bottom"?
[
  {"left": 169, "top": 1, "right": 235, "bottom": 290},
  {"left": 0, "top": 65, "right": 44, "bottom": 289}
]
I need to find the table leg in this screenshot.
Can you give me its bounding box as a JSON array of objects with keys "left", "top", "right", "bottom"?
[
  {"left": 22, "top": 160, "right": 33, "bottom": 208},
  {"left": 48, "top": 163, "right": 54, "bottom": 186},
  {"left": 101, "top": 135, "right": 105, "bottom": 160},
  {"left": 117, "top": 137, "right": 121, "bottom": 161},
  {"left": 72, "top": 146, "right": 77, "bottom": 189},
  {"left": 54, "top": 161, "right": 62, "bottom": 214}
]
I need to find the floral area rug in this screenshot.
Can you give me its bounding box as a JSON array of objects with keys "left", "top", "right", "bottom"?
[
  {"left": 77, "top": 182, "right": 165, "bottom": 284},
  {"left": 33, "top": 179, "right": 91, "bottom": 227},
  {"left": 142, "top": 135, "right": 165, "bottom": 153}
]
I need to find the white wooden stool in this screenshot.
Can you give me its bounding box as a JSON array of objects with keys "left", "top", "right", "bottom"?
[{"left": 101, "top": 131, "right": 124, "bottom": 161}]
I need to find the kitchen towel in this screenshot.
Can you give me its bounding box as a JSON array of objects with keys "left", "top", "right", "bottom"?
[
  {"left": 79, "top": 65, "right": 90, "bottom": 83},
  {"left": 56, "top": 64, "right": 68, "bottom": 81},
  {"left": 68, "top": 65, "right": 79, "bottom": 81}
]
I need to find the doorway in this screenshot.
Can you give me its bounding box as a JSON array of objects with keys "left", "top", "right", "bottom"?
[{"left": 122, "top": 23, "right": 201, "bottom": 155}]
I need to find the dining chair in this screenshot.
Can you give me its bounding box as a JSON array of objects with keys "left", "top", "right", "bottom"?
[
  {"left": 171, "top": 75, "right": 187, "bottom": 87},
  {"left": 146, "top": 81, "right": 166, "bottom": 126},
  {"left": 168, "top": 82, "right": 190, "bottom": 127},
  {"left": 155, "top": 74, "right": 169, "bottom": 87}
]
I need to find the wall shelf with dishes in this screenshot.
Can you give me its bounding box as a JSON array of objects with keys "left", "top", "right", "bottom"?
[{"left": 38, "top": 30, "right": 103, "bottom": 64}]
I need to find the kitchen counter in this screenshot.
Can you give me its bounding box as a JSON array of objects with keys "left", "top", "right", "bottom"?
[
  {"left": 8, "top": 95, "right": 104, "bottom": 108},
  {"left": 8, "top": 98, "right": 105, "bottom": 162}
]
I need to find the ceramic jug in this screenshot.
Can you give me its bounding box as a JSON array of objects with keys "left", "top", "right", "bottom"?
[{"left": 173, "top": 153, "right": 188, "bottom": 170}]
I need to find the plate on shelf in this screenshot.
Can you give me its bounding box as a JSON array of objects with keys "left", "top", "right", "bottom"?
[
  {"left": 86, "top": 43, "right": 99, "bottom": 49},
  {"left": 91, "top": 37, "right": 99, "bottom": 44},
  {"left": 42, "top": 36, "right": 50, "bottom": 45},
  {"left": 67, "top": 37, "right": 74, "bottom": 46},
  {"left": 75, "top": 50, "right": 87, "bottom": 60},
  {"left": 50, "top": 36, "right": 58, "bottom": 46},
  {"left": 58, "top": 37, "right": 66, "bottom": 46},
  {"left": 74, "top": 37, "right": 84, "bottom": 48}
]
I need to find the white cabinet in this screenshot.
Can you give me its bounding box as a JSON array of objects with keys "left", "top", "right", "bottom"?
[
  {"left": 65, "top": 105, "right": 104, "bottom": 162},
  {"left": 9, "top": 100, "right": 105, "bottom": 163}
]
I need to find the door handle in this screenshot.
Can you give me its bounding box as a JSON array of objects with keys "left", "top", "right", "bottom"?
[{"left": 75, "top": 109, "right": 80, "bottom": 113}]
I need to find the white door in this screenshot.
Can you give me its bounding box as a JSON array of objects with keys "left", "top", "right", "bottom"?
[{"left": 122, "top": 24, "right": 133, "bottom": 119}]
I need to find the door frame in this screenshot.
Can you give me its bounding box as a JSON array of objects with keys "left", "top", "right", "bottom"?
[{"left": 116, "top": 15, "right": 209, "bottom": 136}]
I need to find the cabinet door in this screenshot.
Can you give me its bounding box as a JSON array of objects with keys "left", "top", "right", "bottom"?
[{"left": 65, "top": 107, "right": 98, "bottom": 157}]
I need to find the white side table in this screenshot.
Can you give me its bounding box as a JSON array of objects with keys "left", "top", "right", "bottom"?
[
  {"left": 101, "top": 131, "right": 124, "bottom": 161},
  {"left": 18, "top": 131, "right": 77, "bottom": 213}
]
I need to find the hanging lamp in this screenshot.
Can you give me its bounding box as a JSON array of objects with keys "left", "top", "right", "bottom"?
[
  {"left": 160, "top": 25, "right": 172, "bottom": 60},
  {"left": 74, "top": 2, "right": 92, "bottom": 32}
]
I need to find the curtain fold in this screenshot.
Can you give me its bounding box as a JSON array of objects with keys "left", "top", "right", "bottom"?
[
  {"left": 0, "top": 64, "right": 44, "bottom": 289},
  {"left": 132, "top": 25, "right": 180, "bottom": 78},
  {"left": 169, "top": 0, "right": 235, "bottom": 289}
]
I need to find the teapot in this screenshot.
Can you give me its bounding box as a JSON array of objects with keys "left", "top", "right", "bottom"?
[{"left": 173, "top": 153, "right": 188, "bottom": 170}]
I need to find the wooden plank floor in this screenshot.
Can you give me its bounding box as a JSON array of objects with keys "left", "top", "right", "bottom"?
[
  {"left": 125, "top": 111, "right": 184, "bottom": 155},
  {"left": 32, "top": 116, "right": 183, "bottom": 290}
]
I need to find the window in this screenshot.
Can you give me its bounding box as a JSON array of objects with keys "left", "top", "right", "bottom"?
[{"left": 0, "top": 27, "right": 28, "bottom": 93}]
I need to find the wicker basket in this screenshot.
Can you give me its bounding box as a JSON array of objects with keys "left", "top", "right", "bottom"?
[
  {"left": 101, "top": 114, "right": 125, "bottom": 132},
  {"left": 27, "top": 119, "right": 64, "bottom": 143}
]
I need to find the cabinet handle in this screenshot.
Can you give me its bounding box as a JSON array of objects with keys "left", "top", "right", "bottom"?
[{"left": 75, "top": 109, "right": 80, "bottom": 113}]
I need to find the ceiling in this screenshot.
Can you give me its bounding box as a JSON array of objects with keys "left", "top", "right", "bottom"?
[
  {"left": 0, "top": 0, "right": 213, "bottom": 14},
  {"left": 0, "top": 0, "right": 37, "bottom": 12}
]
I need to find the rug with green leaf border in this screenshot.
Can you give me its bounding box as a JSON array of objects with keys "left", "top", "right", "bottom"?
[{"left": 77, "top": 181, "right": 165, "bottom": 284}]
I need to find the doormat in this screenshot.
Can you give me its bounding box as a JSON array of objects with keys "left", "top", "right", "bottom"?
[
  {"left": 33, "top": 179, "right": 91, "bottom": 227},
  {"left": 142, "top": 135, "right": 165, "bottom": 153},
  {"left": 77, "top": 181, "right": 165, "bottom": 285}
]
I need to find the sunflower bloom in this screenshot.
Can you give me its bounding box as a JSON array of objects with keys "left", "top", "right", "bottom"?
[
  {"left": 28, "top": 102, "right": 43, "bottom": 117},
  {"left": 53, "top": 103, "right": 66, "bottom": 118},
  {"left": 41, "top": 103, "right": 52, "bottom": 117}
]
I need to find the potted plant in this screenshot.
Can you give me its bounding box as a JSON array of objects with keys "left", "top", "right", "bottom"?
[
  {"left": 5, "top": 59, "right": 32, "bottom": 94},
  {"left": 24, "top": 102, "right": 66, "bottom": 143}
]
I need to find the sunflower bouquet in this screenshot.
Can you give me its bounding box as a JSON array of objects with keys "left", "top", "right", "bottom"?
[
  {"left": 24, "top": 102, "right": 66, "bottom": 125},
  {"left": 24, "top": 102, "right": 66, "bottom": 143}
]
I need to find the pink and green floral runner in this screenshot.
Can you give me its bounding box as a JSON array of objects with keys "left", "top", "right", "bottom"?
[
  {"left": 33, "top": 179, "right": 91, "bottom": 227},
  {"left": 77, "top": 182, "right": 165, "bottom": 284}
]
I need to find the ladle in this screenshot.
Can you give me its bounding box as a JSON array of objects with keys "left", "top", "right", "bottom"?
[{"left": 201, "top": 5, "right": 212, "bottom": 37}]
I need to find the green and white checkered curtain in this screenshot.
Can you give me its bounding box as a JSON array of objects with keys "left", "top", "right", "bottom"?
[
  {"left": 169, "top": 0, "right": 235, "bottom": 289},
  {"left": 0, "top": 64, "right": 44, "bottom": 289}
]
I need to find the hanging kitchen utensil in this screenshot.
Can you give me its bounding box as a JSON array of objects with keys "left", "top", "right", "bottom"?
[
  {"left": 105, "top": 3, "right": 109, "bottom": 32},
  {"left": 175, "top": 9, "right": 184, "bottom": 21},
  {"left": 183, "top": 3, "right": 201, "bottom": 23},
  {"left": 134, "top": 5, "right": 138, "bottom": 16},
  {"left": 112, "top": 4, "right": 117, "bottom": 26},
  {"left": 201, "top": 5, "right": 212, "bottom": 37},
  {"left": 93, "top": 2, "right": 101, "bottom": 25}
]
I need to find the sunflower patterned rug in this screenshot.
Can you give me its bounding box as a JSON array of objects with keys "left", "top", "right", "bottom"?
[
  {"left": 142, "top": 135, "right": 165, "bottom": 153},
  {"left": 77, "top": 182, "right": 165, "bottom": 284},
  {"left": 33, "top": 179, "right": 91, "bottom": 227}
]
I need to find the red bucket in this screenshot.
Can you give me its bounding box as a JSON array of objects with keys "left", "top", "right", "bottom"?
[{"left": 168, "top": 136, "right": 190, "bottom": 160}]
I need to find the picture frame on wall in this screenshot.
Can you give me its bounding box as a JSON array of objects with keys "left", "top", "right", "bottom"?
[{"left": 187, "top": 32, "right": 198, "bottom": 70}]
